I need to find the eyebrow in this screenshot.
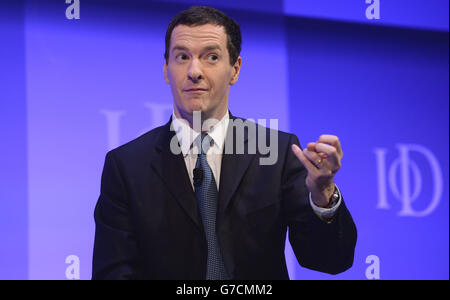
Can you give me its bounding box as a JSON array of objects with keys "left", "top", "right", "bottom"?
[{"left": 171, "top": 44, "right": 223, "bottom": 53}]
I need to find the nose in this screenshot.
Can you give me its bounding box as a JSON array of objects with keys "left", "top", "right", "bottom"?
[{"left": 187, "top": 58, "right": 203, "bottom": 82}]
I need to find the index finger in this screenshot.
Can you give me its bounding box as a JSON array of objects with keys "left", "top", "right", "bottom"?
[
  {"left": 317, "top": 135, "right": 343, "bottom": 157},
  {"left": 291, "top": 144, "right": 319, "bottom": 174}
]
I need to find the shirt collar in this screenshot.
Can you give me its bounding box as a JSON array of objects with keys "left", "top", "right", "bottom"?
[{"left": 171, "top": 111, "right": 230, "bottom": 156}]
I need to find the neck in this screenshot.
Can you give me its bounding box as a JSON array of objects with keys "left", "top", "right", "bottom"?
[{"left": 174, "top": 107, "right": 228, "bottom": 132}]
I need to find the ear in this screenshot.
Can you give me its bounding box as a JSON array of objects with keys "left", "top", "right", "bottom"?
[
  {"left": 163, "top": 62, "right": 170, "bottom": 84},
  {"left": 229, "top": 56, "right": 242, "bottom": 86}
]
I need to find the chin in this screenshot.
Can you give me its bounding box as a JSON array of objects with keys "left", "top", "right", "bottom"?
[{"left": 186, "top": 100, "right": 208, "bottom": 113}]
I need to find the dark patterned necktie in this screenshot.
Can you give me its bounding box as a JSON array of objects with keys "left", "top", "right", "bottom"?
[{"left": 194, "top": 133, "right": 229, "bottom": 280}]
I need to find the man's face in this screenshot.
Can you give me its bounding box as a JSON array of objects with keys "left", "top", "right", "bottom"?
[{"left": 164, "top": 24, "right": 241, "bottom": 123}]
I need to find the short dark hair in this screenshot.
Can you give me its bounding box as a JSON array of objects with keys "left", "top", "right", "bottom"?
[{"left": 164, "top": 6, "right": 242, "bottom": 66}]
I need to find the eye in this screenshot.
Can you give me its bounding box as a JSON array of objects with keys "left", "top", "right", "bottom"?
[
  {"left": 207, "top": 54, "right": 219, "bottom": 62},
  {"left": 175, "top": 53, "right": 189, "bottom": 61}
]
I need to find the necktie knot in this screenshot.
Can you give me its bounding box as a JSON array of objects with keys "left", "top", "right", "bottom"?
[{"left": 199, "top": 133, "right": 214, "bottom": 155}]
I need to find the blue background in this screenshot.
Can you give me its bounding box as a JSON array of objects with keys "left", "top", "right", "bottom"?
[{"left": 0, "top": 0, "right": 448, "bottom": 279}]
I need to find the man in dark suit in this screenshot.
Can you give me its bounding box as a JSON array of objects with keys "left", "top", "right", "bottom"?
[{"left": 92, "top": 6, "right": 357, "bottom": 280}]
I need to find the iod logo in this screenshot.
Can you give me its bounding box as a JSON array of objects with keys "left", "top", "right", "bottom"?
[{"left": 373, "top": 144, "right": 443, "bottom": 217}]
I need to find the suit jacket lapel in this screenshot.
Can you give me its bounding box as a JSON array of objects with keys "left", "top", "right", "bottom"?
[
  {"left": 150, "top": 119, "right": 203, "bottom": 232},
  {"left": 217, "top": 114, "right": 255, "bottom": 229}
]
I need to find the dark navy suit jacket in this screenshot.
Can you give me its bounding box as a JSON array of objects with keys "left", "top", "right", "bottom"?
[{"left": 92, "top": 114, "right": 357, "bottom": 279}]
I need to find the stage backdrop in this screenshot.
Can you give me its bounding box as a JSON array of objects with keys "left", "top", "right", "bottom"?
[{"left": 0, "top": 0, "right": 448, "bottom": 280}]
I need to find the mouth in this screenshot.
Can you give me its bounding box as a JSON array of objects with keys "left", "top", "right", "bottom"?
[{"left": 183, "top": 88, "right": 208, "bottom": 93}]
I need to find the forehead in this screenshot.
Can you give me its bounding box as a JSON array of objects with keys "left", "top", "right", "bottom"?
[{"left": 170, "top": 24, "right": 227, "bottom": 50}]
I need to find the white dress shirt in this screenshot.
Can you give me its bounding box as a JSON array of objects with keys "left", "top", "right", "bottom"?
[
  {"left": 172, "top": 111, "right": 229, "bottom": 190},
  {"left": 171, "top": 111, "right": 341, "bottom": 220}
]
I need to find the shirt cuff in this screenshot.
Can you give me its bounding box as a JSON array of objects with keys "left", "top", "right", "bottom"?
[{"left": 309, "top": 184, "right": 342, "bottom": 223}]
